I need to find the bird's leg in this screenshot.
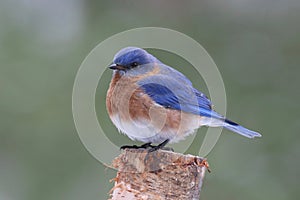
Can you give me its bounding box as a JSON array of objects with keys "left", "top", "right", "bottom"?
[
  {"left": 140, "top": 142, "right": 154, "bottom": 148},
  {"left": 148, "top": 139, "right": 170, "bottom": 152},
  {"left": 120, "top": 140, "right": 173, "bottom": 152},
  {"left": 120, "top": 144, "right": 138, "bottom": 150},
  {"left": 120, "top": 142, "right": 154, "bottom": 150}
]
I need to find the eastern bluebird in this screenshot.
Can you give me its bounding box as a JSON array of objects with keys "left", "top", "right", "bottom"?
[{"left": 106, "top": 47, "right": 261, "bottom": 150}]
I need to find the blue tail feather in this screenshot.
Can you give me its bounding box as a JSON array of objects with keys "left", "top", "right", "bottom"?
[
  {"left": 201, "top": 110, "right": 262, "bottom": 138},
  {"left": 223, "top": 119, "right": 261, "bottom": 138}
]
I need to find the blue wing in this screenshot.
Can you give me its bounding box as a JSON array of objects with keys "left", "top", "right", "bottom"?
[
  {"left": 137, "top": 71, "right": 261, "bottom": 138},
  {"left": 137, "top": 74, "right": 221, "bottom": 118}
]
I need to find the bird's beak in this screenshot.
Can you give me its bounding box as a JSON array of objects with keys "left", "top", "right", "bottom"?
[{"left": 109, "top": 63, "right": 127, "bottom": 70}]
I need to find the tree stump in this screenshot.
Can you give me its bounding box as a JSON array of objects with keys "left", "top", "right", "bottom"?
[{"left": 109, "top": 149, "right": 208, "bottom": 200}]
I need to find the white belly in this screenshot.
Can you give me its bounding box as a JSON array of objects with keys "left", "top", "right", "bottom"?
[{"left": 110, "top": 111, "right": 202, "bottom": 144}]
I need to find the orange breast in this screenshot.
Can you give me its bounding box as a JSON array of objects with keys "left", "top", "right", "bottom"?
[
  {"left": 106, "top": 71, "right": 153, "bottom": 122},
  {"left": 106, "top": 71, "right": 202, "bottom": 143}
]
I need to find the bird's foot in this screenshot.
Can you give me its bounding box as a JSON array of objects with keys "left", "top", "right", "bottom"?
[
  {"left": 120, "top": 142, "right": 154, "bottom": 150},
  {"left": 120, "top": 140, "right": 173, "bottom": 152},
  {"left": 148, "top": 139, "right": 170, "bottom": 152}
]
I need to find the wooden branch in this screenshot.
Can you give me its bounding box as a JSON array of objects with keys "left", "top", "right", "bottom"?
[{"left": 109, "top": 149, "right": 208, "bottom": 200}]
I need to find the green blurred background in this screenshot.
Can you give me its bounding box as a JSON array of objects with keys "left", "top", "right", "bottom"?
[{"left": 1, "top": 0, "right": 300, "bottom": 199}]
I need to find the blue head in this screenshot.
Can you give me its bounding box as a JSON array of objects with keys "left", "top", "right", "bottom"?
[{"left": 109, "top": 47, "right": 159, "bottom": 75}]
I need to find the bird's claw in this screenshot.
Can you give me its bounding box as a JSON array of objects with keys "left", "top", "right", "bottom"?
[
  {"left": 120, "top": 143, "right": 153, "bottom": 150},
  {"left": 120, "top": 139, "right": 172, "bottom": 152}
]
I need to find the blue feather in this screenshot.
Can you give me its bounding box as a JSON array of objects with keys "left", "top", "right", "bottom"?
[
  {"left": 138, "top": 72, "right": 261, "bottom": 138},
  {"left": 138, "top": 74, "right": 213, "bottom": 116}
]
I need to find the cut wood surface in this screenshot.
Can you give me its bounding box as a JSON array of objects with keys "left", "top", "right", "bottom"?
[{"left": 109, "top": 149, "right": 208, "bottom": 200}]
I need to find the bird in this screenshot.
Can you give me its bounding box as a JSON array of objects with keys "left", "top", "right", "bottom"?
[{"left": 106, "top": 47, "right": 261, "bottom": 151}]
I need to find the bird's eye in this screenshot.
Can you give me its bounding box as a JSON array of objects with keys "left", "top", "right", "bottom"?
[{"left": 131, "top": 62, "right": 138, "bottom": 67}]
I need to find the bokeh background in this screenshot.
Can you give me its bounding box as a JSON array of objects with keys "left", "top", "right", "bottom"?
[{"left": 1, "top": 0, "right": 300, "bottom": 200}]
